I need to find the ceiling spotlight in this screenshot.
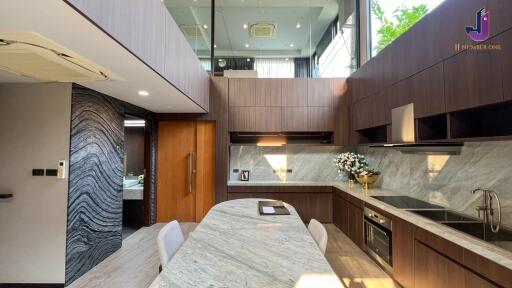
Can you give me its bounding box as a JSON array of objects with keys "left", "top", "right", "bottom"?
[
  {"left": 289, "top": 43, "right": 294, "bottom": 47},
  {"left": 246, "top": 58, "right": 251, "bottom": 62},
  {"left": 245, "top": 43, "right": 249, "bottom": 48},
  {"left": 203, "top": 25, "right": 208, "bottom": 29},
  {"left": 285, "top": 58, "right": 289, "bottom": 61},
  {"left": 138, "top": 90, "right": 150, "bottom": 97},
  {"left": 214, "top": 44, "right": 217, "bottom": 48},
  {"left": 243, "top": 24, "right": 248, "bottom": 29},
  {"left": 296, "top": 23, "right": 301, "bottom": 29}
]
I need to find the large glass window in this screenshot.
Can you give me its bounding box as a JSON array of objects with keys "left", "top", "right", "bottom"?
[{"left": 369, "top": 0, "right": 445, "bottom": 58}]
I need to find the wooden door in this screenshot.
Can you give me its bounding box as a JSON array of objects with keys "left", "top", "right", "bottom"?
[{"left": 157, "top": 121, "right": 215, "bottom": 222}]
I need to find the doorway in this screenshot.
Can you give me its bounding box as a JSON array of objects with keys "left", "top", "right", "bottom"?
[
  {"left": 122, "top": 116, "right": 146, "bottom": 238},
  {"left": 157, "top": 121, "right": 216, "bottom": 222}
]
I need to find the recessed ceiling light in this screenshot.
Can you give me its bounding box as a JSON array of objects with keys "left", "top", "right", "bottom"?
[
  {"left": 285, "top": 58, "right": 289, "bottom": 61},
  {"left": 289, "top": 43, "right": 294, "bottom": 47},
  {"left": 138, "top": 90, "right": 150, "bottom": 97},
  {"left": 203, "top": 25, "right": 208, "bottom": 29},
  {"left": 246, "top": 58, "right": 251, "bottom": 62},
  {"left": 243, "top": 24, "right": 248, "bottom": 29},
  {"left": 214, "top": 44, "right": 217, "bottom": 48},
  {"left": 296, "top": 23, "right": 301, "bottom": 29},
  {"left": 245, "top": 43, "right": 249, "bottom": 48}
]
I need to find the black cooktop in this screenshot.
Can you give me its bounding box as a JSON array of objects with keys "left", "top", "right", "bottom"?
[{"left": 371, "top": 196, "right": 444, "bottom": 209}]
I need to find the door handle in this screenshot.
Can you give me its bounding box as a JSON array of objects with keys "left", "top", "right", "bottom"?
[{"left": 188, "top": 152, "right": 196, "bottom": 193}]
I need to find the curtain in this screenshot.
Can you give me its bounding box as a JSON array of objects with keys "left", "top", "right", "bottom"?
[
  {"left": 294, "top": 58, "right": 311, "bottom": 78},
  {"left": 254, "top": 58, "right": 295, "bottom": 78}
]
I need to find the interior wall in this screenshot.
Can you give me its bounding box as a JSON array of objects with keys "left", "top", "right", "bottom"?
[
  {"left": 65, "top": 86, "right": 156, "bottom": 285},
  {"left": 0, "top": 83, "right": 72, "bottom": 284}
]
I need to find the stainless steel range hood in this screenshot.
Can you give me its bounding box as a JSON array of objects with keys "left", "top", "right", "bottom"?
[{"left": 370, "top": 103, "right": 463, "bottom": 155}]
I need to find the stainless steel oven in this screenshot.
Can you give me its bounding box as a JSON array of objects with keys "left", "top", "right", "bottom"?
[{"left": 364, "top": 207, "right": 393, "bottom": 273}]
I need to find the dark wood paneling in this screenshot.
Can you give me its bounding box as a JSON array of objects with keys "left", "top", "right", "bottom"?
[
  {"left": 307, "top": 107, "right": 334, "bottom": 131},
  {"left": 255, "top": 79, "right": 282, "bottom": 106},
  {"left": 393, "top": 218, "right": 415, "bottom": 288},
  {"left": 332, "top": 191, "right": 349, "bottom": 235},
  {"left": 415, "top": 227, "right": 464, "bottom": 263},
  {"left": 500, "top": 29, "right": 512, "bottom": 102},
  {"left": 463, "top": 249, "right": 512, "bottom": 288},
  {"left": 229, "top": 107, "right": 256, "bottom": 131},
  {"left": 352, "top": 97, "right": 370, "bottom": 131},
  {"left": 332, "top": 78, "right": 350, "bottom": 145},
  {"left": 370, "top": 91, "right": 387, "bottom": 127},
  {"left": 227, "top": 192, "right": 279, "bottom": 201},
  {"left": 282, "top": 79, "right": 308, "bottom": 107},
  {"left": 412, "top": 63, "right": 445, "bottom": 118},
  {"left": 348, "top": 202, "right": 364, "bottom": 249},
  {"left": 227, "top": 185, "right": 332, "bottom": 193},
  {"left": 308, "top": 78, "right": 333, "bottom": 106},
  {"left": 387, "top": 79, "right": 412, "bottom": 123},
  {"left": 229, "top": 78, "right": 256, "bottom": 107},
  {"left": 282, "top": 107, "right": 308, "bottom": 131},
  {"left": 444, "top": 48, "right": 503, "bottom": 112}
]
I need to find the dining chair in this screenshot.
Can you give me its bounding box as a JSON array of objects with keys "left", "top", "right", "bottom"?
[
  {"left": 308, "top": 219, "right": 328, "bottom": 254},
  {"left": 157, "top": 220, "right": 185, "bottom": 271}
]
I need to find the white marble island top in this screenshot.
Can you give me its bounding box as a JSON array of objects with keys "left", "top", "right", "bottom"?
[{"left": 149, "top": 199, "right": 343, "bottom": 288}]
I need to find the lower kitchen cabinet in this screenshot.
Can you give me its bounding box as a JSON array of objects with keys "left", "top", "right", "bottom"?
[
  {"left": 348, "top": 202, "right": 364, "bottom": 249},
  {"left": 333, "top": 192, "right": 349, "bottom": 235},
  {"left": 393, "top": 218, "right": 415, "bottom": 288},
  {"left": 414, "top": 241, "right": 497, "bottom": 288},
  {"left": 333, "top": 188, "right": 363, "bottom": 248}
]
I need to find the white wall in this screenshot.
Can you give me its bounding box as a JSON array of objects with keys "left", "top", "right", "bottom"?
[{"left": 0, "top": 83, "right": 71, "bottom": 283}]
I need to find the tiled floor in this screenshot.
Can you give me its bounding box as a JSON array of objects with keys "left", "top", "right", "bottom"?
[{"left": 69, "top": 222, "right": 397, "bottom": 288}]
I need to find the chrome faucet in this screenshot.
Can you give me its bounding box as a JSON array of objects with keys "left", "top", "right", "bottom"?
[{"left": 471, "top": 188, "right": 501, "bottom": 233}]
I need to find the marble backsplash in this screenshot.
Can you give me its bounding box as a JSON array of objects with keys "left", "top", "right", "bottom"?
[
  {"left": 357, "top": 141, "right": 512, "bottom": 229},
  {"left": 229, "top": 145, "right": 343, "bottom": 182}
]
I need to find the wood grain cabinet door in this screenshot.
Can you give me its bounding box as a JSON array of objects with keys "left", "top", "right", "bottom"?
[
  {"left": 229, "top": 107, "right": 256, "bottom": 131},
  {"left": 282, "top": 79, "right": 308, "bottom": 107},
  {"left": 444, "top": 49, "right": 503, "bottom": 112},
  {"left": 411, "top": 63, "right": 445, "bottom": 118},
  {"left": 352, "top": 98, "right": 370, "bottom": 131},
  {"left": 308, "top": 78, "right": 333, "bottom": 106},
  {"left": 393, "top": 218, "right": 415, "bottom": 288},
  {"left": 254, "top": 107, "right": 282, "bottom": 132},
  {"left": 414, "top": 241, "right": 465, "bottom": 288},
  {"left": 333, "top": 192, "right": 349, "bottom": 235},
  {"left": 255, "top": 79, "right": 282, "bottom": 106},
  {"left": 499, "top": 29, "right": 512, "bottom": 102},
  {"left": 348, "top": 203, "right": 364, "bottom": 249},
  {"left": 370, "top": 91, "right": 387, "bottom": 127},
  {"left": 282, "top": 107, "right": 308, "bottom": 131},
  {"left": 229, "top": 78, "right": 256, "bottom": 107},
  {"left": 307, "top": 107, "right": 334, "bottom": 131}
]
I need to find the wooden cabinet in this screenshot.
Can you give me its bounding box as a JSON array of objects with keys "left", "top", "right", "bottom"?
[
  {"left": 308, "top": 107, "right": 334, "bottom": 131},
  {"left": 332, "top": 188, "right": 363, "bottom": 248},
  {"left": 229, "top": 78, "right": 256, "bottom": 107},
  {"left": 412, "top": 63, "right": 445, "bottom": 118},
  {"left": 229, "top": 107, "right": 256, "bottom": 131},
  {"left": 370, "top": 91, "right": 387, "bottom": 127},
  {"left": 282, "top": 107, "right": 308, "bottom": 132},
  {"left": 308, "top": 78, "right": 333, "bottom": 106},
  {"left": 348, "top": 202, "right": 364, "bottom": 249},
  {"left": 352, "top": 97, "right": 370, "bottom": 131},
  {"left": 255, "top": 79, "right": 282, "bottom": 106},
  {"left": 282, "top": 79, "right": 308, "bottom": 107},
  {"left": 393, "top": 218, "right": 415, "bottom": 288},
  {"left": 227, "top": 186, "right": 332, "bottom": 223},
  {"left": 387, "top": 79, "right": 412, "bottom": 123},
  {"left": 444, "top": 49, "right": 503, "bottom": 112},
  {"left": 414, "top": 241, "right": 497, "bottom": 288},
  {"left": 333, "top": 190, "right": 349, "bottom": 235}
]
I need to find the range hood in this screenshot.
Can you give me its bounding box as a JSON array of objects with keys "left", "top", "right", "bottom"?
[{"left": 370, "top": 103, "right": 463, "bottom": 155}]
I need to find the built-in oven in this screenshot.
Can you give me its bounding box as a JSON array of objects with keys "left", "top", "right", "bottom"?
[{"left": 363, "top": 207, "right": 393, "bottom": 273}]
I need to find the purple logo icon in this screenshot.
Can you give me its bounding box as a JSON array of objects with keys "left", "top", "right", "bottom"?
[{"left": 466, "top": 8, "right": 490, "bottom": 42}]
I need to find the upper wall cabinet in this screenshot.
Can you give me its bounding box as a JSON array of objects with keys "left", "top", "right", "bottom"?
[
  {"left": 386, "top": 79, "right": 412, "bottom": 123},
  {"left": 444, "top": 49, "right": 503, "bottom": 112},
  {"left": 255, "top": 79, "right": 282, "bottom": 107},
  {"left": 308, "top": 78, "right": 333, "bottom": 107},
  {"left": 412, "top": 63, "right": 445, "bottom": 118},
  {"left": 229, "top": 79, "right": 256, "bottom": 107},
  {"left": 282, "top": 79, "right": 308, "bottom": 107}
]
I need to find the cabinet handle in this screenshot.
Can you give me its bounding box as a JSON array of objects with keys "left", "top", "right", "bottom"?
[
  {"left": 188, "top": 152, "right": 196, "bottom": 193},
  {"left": 0, "top": 194, "right": 13, "bottom": 199}
]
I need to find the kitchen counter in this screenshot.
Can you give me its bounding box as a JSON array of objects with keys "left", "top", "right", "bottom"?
[
  {"left": 228, "top": 180, "right": 512, "bottom": 271},
  {"left": 149, "top": 199, "right": 343, "bottom": 288}
]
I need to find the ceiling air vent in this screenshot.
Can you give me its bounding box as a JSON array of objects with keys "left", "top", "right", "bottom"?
[
  {"left": 0, "top": 32, "right": 117, "bottom": 82},
  {"left": 249, "top": 23, "right": 277, "bottom": 39},
  {"left": 180, "top": 24, "right": 207, "bottom": 38}
]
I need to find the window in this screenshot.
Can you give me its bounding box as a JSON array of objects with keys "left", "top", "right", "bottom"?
[
  {"left": 369, "top": 0, "right": 445, "bottom": 58},
  {"left": 254, "top": 58, "right": 294, "bottom": 78}
]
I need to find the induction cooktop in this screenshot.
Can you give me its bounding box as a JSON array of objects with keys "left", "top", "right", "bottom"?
[{"left": 371, "top": 196, "right": 444, "bottom": 209}]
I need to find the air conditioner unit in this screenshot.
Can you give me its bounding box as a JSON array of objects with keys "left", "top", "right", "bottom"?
[
  {"left": 180, "top": 24, "right": 207, "bottom": 38},
  {"left": 249, "top": 23, "right": 277, "bottom": 39},
  {"left": 0, "top": 32, "right": 117, "bottom": 82}
]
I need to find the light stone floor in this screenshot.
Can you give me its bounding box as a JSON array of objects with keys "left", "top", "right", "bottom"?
[{"left": 69, "top": 223, "right": 397, "bottom": 288}]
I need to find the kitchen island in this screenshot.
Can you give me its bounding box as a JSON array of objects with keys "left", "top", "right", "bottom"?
[{"left": 149, "top": 198, "right": 343, "bottom": 288}]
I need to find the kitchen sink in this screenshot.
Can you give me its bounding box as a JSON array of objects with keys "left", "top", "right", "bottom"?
[{"left": 407, "top": 209, "right": 479, "bottom": 223}]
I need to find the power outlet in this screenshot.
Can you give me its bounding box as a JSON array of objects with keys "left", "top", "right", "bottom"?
[{"left": 32, "top": 169, "right": 44, "bottom": 176}]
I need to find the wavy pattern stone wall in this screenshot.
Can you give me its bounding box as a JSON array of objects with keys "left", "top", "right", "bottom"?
[{"left": 65, "top": 86, "right": 155, "bottom": 284}]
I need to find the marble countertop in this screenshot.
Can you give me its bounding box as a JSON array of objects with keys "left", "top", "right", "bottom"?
[
  {"left": 150, "top": 199, "right": 343, "bottom": 288},
  {"left": 227, "top": 180, "right": 512, "bottom": 271}
]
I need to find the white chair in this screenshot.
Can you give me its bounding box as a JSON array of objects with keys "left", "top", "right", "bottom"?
[
  {"left": 308, "top": 219, "right": 328, "bottom": 254},
  {"left": 157, "top": 220, "right": 185, "bottom": 270}
]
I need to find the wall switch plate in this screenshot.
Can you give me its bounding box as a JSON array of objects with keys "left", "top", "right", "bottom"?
[
  {"left": 32, "top": 169, "right": 45, "bottom": 176},
  {"left": 45, "top": 169, "right": 58, "bottom": 176},
  {"left": 233, "top": 169, "right": 239, "bottom": 173}
]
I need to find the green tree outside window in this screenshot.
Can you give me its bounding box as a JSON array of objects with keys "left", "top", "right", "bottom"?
[{"left": 372, "top": 1, "right": 429, "bottom": 54}]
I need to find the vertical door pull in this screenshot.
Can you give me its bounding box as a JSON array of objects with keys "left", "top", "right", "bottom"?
[{"left": 188, "top": 152, "right": 196, "bottom": 193}]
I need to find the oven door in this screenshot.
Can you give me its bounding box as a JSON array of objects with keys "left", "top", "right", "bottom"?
[{"left": 364, "top": 218, "right": 393, "bottom": 272}]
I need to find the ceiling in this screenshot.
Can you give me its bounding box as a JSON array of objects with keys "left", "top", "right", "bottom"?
[
  {"left": 0, "top": 0, "right": 205, "bottom": 113},
  {"left": 164, "top": 0, "right": 340, "bottom": 58}
]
